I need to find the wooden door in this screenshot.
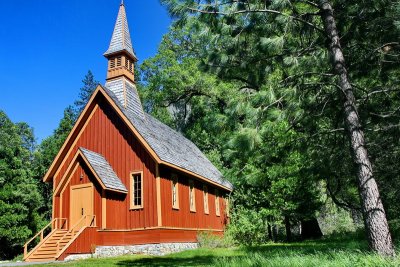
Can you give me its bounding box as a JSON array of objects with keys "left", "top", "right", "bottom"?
[{"left": 70, "top": 183, "right": 94, "bottom": 228}]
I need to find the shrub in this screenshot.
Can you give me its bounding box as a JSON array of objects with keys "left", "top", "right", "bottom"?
[
  {"left": 197, "top": 231, "right": 232, "bottom": 248},
  {"left": 225, "top": 207, "right": 268, "bottom": 246}
]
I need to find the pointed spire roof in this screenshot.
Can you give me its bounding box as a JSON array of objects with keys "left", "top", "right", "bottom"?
[{"left": 104, "top": 1, "right": 137, "bottom": 60}]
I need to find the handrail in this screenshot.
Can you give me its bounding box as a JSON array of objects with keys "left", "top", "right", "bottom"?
[
  {"left": 23, "top": 218, "right": 67, "bottom": 259},
  {"left": 56, "top": 215, "right": 96, "bottom": 254}
]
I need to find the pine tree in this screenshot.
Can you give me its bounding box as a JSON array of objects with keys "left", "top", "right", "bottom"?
[{"left": 161, "top": 0, "right": 398, "bottom": 255}]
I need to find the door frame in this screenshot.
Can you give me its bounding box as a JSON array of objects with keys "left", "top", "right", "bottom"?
[{"left": 70, "top": 183, "right": 94, "bottom": 228}]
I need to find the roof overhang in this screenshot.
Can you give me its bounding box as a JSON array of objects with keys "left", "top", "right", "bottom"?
[
  {"left": 43, "top": 85, "right": 233, "bottom": 192},
  {"left": 54, "top": 148, "right": 128, "bottom": 197}
]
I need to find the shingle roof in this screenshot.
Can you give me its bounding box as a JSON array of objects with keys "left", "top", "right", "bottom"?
[
  {"left": 80, "top": 147, "right": 128, "bottom": 193},
  {"left": 102, "top": 79, "right": 233, "bottom": 190},
  {"left": 104, "top": 2, "right": 136, "bottom": 59}
]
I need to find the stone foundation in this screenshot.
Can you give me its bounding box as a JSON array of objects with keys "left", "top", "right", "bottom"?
[{"left": 64, "top": 242, "right": 198, "bottom": 261}]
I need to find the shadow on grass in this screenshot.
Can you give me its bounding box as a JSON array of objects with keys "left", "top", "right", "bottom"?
[
  {"left": 115, "top": 238, "right": 370, "bottom": 266},
  {"left": 116, "top": 255, "right": 241, "bottom": 266},
  {"left": 244, "top": 238, "right": 369, "bottom": 256}
]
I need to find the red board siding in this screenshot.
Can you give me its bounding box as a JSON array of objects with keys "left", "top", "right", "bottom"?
[
  {"left": 160, "top": 166, "right": 229, "bottom": 230},
  {"left": 51, "top": 96, "right": 230, "bottom": 252},
  {"left": 97, "top": 229, "right": 222, "bottom": 246},
  {"left": 54, "top": 99, "right": 157, "bottom": 230},
  {"left": 58, "top": 227, "right": 98, "bottom": 261},
  {"left": 57, "top": 162, "right": 103, "bottom": 228}
]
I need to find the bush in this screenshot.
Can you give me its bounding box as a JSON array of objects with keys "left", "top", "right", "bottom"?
[
  {"left": 225, "top": 207, "right": 268, "bottom": 246},
  {"left": 197, "top": 231, "right": 233, "bottom": 248}
]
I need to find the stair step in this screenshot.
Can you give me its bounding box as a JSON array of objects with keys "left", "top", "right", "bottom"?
[
  {"left": 28, "top": 255, "right": 56, "bottom": 260},
  {"left": 36, "top": 248, "right": 58, "bottom": 253},
  {"left": 27, "top": 257, "right": 56, "bottom": 262},
  {"left": 25, "top": 226, "right": 84, "bottom": 262},
  {"left": 32, "top": 251, "right": 57, "bottom": 256}
]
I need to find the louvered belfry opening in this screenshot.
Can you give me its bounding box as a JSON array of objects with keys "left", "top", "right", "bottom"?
[{"left": 104, "top": 1, "right": 137, "bottom": 84}]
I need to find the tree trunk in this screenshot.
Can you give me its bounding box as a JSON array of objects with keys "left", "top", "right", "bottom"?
[
  {"left": 301, "top": 218, "right": 323, "bottom": 240},
  {"left": 284, "top": 216, "right": 292, "bottom": 242},
  {"left": 319, "top": 0, "right": 394, "bottom": 256},
  {"left": 273, "top": 225, "right": 279, "bottom": 242},
  {"left": 267, "top": 222, "right": 273, "bottom": 241}
]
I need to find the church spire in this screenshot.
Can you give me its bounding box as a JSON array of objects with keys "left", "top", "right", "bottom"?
[
  {"left": 104, "top": 1, "right": 137, "bottom": 83},
  {"left": 104, "top": 2, "right": 144, "bottom": 119}
]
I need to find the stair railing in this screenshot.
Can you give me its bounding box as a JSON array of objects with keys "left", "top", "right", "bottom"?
[
  {"left": 23, "top": 218, "right": 67, "bottom": 259},
  {"left": 56, "top": 215, "right": 96, "bottom": 255}
]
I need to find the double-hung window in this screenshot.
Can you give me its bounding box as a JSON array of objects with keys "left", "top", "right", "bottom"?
[
  {"left": 130, "top": 171, "right": 143, "bottom": 209},
  {"left": 172, "top": 174, "right": 179, "bottom": 209},
  {"left": 189, "top": 180, "right": 196, "bottom": 212},
  {"left": 203, "top": 185, "right": 209, "bottom": 214},
  {"left": 215, "top": 189, "right": 220, "bottom": 216}
]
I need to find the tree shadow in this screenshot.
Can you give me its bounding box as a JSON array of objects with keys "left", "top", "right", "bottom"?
[
  {"left": 243, "top": 240, "right": 368, "bottom": 256},
  {"left": 116, "top": 255, "right": 240, "bottom": 267}
]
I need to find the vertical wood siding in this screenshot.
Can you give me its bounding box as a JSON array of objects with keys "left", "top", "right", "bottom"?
[
  {"left": 160, "top": 166, "right": 229, "bottom": 230},
  {"left": 58, "top": 227, "right": 98, "bottom": 261},
  {"left": 54, "top": 99, "right": 158, "bottom": 230}
]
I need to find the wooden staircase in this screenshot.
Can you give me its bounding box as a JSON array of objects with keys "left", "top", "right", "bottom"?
[
  {"left": 24, "top": 216, "right": 96, "bottom": 262},
  {"left": 25, "top": 229, "right": 79, "bottom": 262}
]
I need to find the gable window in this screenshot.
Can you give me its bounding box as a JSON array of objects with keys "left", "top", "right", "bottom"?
[
  {"left": 203, "top": 185, "right": 209, "bottom": 214},
  {"left": 130, "top": 171, "right": 143, "bottom": 209},
  {"left": 189, "top": 180, "right": 196, "bottom": 212},
  {"left": 215, "top": 189, "right": 220, "bottom": 216},
  {"left": 171, "top": 174, "right": 179, "bottom": 209}
]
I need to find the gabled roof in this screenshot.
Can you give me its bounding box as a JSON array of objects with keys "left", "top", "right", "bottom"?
[
  {"left": 102, "top": 80, "right": 233, "bottom": 190},
  {"left": 104, "top": 2, "right": 137, "bottom": 60},
  {"left": 80, "top": 147, "right": 128, "bottom": 193}
]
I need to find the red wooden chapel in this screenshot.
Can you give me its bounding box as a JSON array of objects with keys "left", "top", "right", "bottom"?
[{"left": 23, "top": 1, "right": 233, "bottom": 262}]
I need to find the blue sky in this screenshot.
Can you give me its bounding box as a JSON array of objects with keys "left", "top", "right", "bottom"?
[{"left": 0, "top": 0, "right": 171, "bottom": 142}]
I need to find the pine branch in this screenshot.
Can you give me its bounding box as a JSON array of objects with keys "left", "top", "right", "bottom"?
[{"left": 186, "top": 7, "right": 324, "bottom": 33}]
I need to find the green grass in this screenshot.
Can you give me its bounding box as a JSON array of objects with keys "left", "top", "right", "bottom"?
[{"left": 36, "top": 236, "right": 400, "bottom": 267}]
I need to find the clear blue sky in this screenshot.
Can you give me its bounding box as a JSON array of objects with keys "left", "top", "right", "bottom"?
[{"left": 0, "top": 0, "right": 171, "bottom": 142}]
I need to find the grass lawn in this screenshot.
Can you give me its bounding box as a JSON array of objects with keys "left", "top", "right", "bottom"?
[{"left": 35, "top": 236, "right": 400, "bottom": 267}]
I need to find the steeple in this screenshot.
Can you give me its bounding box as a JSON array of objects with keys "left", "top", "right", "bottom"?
[
  {"left": 103, "top": 2, "right": 145, "bottom": 120},
  {"left": 104, "top": 1, "right": 137, "bottom": 83}
]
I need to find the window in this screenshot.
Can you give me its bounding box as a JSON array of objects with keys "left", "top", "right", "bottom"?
[
  {"left": 117, "top": 56, "right": 122, "bottom": 67},
  {"left": 225, "top": 197, "right": 230, "bottom": 217},
  {"left": 203, "top": 185, "right": 209, "bottom": 214},
  {"left": 130, "top": 171, "right": 143, "bottom": 209},
  {"left": 215, "top": 189, "right": 220, "bottom": 216},
  {"left": 189, "top": 180, "right": 196, "bottom": 212},
  {"left": 171, "top": 174, "right": 179, "bottom": 209},
  {"left": 129, "top": 61, "right": 133, "bottom": 72}
]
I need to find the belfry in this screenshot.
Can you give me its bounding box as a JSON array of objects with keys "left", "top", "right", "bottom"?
[{"left": 24, "top": 1, "right": 232, "bottom": 262}]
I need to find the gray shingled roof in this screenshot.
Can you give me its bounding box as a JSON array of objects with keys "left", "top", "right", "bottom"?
[
  {"left": 80, "top": 147, "right": 128, "bottom": 193},
  {"left": 102, "top": 79, "right": 233, "bottom": 190},
  {"left": 103, "top": 2, "right": 136, "bottom": 59}
]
